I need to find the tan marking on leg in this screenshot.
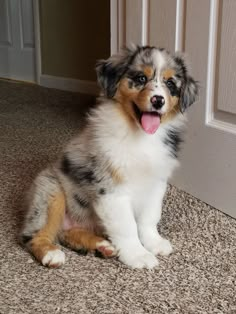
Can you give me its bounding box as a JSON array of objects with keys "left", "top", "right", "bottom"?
[
  {"left": 29, "top": 192, "right": 65, "bottom": 266},
  {"left": 59, "top": 228, "right": 116, "bottom": 257}
]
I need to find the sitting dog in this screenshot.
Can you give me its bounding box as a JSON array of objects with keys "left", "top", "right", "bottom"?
[{"left": 21, "top": 46, "right": 198, "bottom": 269}]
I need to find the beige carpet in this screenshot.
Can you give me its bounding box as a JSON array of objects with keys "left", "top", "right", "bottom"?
[{"left": 0, "top": 80, "right": 235, "bottom": 314}]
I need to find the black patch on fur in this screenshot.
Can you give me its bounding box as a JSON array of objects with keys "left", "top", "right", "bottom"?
[
  {"left": 173, "top": 55, "right": 199, "bottom": 112},
  {"left": 95, "top": 250, "right": 105, "bottom": 259},
  {"left": 181, "top": 77, "right": 199, "bottom": 112},
  {"left": 61, "top": 155, "right": 96, "bottom": 184},
  {"left": 165, "top": 79, "right": 181, "bottom": 97},
  {"left": 96, "top": 58, "right": 130, "bottom": 98},
  {"left": 127, "top": 70, "right": 148, "bottom": 88},
  {"left": 96, "top": 46, "right": 156, "bottom": 98},
  {"left": 164, "top": 129, "right": 183, "bottom": 158},
  {"left": 21, "top": 235, "right": 32, "bottom": 244},
  {"left": 61, "top": 155, "right": 71, "bottom": 174},
  {"left": 75, "top": 248, "right": 88, "bottom": 256},
  {"left": 128, "top": 80, "right": 134, "bottom": 89},
  {"left": 99, "top": 188, "right": 106, "bottom": 195},
  {"left": 174, "top": 56, "right": 188, "bottom": 77},
  {"left": 73, "top": 194, "right": 89, "bottom": 208}
]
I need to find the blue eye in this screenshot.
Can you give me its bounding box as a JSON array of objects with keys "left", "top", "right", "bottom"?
[
  {"left": 136, "top": 75, "right": 147, "bottom": 84},
  {"left": 166, "top": 79, "right": 175, "bottom": 88}
]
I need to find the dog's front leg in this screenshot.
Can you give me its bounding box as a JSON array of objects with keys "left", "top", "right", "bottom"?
[
  {"left": 136, "top": 180, "right": 173, "bottom": 256},
  {"left": 95, "top": 194, "right": 158, "bottom": 269}
]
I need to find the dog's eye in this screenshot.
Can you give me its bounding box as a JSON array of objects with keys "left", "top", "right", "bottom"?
[
  {"left": 136, "top": 75, "right": 147, "bottom": 84},
  {"left": 166, "top": 79, "right": 175, "bottom": 88}
]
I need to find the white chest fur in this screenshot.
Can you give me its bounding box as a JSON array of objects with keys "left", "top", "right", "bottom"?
[{"left": 91, "top": 103, "right": 184, "bottom": 195}]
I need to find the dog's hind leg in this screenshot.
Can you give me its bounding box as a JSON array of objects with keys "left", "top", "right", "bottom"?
[
  {"left": 21, "top": 170, "right": 66, "bottom": 267},
  {"left": 59, "top": 228, "right": 117, "bottom": 258},
  {"left": 29, "top": 192, "right": 65, "bottom": 267}
]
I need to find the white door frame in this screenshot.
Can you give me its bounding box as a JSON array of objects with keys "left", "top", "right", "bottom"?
[
  {"left": 110, "top": 0, "right": 126, "bottom": 54},
  {"left": 32, "top": 0, "right": 41, "bottom": 84}
]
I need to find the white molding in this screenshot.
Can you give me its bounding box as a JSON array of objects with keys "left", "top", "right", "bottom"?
[
  {"left": 175, "top": 0, "right": 185, "bottom": 51},
  {"left": 118, "top": 0, "right": 125, "bottom": 50},
  {"left": 33, "top": 0, "right": 41, "bottom": 84},
  {"left": 110, "top": 0, "right": 118, "bottom": 54},
  {"left": 141, "top": 0, "right": 149, "bottom": 45},
  {"left": 206, "top": 119, "right": 236, "bottom": 135},
  {"left": 40, "top": 75, "right": 99, "bottom": 95},
  {"left": 205, "top": 0, "right": 219, "bottom": 124},
  {"left": 110, "top": 0, "right": 125, "bottom": 54},
  {"left": 205, "top": 0, "right": 236, "bottom": 135}
]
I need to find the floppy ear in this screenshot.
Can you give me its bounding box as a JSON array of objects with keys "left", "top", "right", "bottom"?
[
  {"left": 181, "top": 76, "right": 199, "bottom": 112},
  {"left": 95, "top": 49, "right": 134, "bottom": 98},
  {"left": 174, "top": 53, "right": 199, "bottom": 112}
]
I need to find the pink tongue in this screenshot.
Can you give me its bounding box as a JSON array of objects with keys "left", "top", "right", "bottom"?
[{"left": 141, "top": 113, "right": 161, "bottom": 134}]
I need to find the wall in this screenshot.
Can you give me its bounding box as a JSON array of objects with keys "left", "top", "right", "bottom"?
[{"left": 39, "top": 0, "right": 110, "bottom": 82}]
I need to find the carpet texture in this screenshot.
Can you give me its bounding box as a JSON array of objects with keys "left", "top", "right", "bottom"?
[{"left": 0, "top": 80, "right": 235, "bottom": 314}]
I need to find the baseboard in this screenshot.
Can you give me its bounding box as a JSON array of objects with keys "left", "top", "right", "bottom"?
[{"left": 39, "top": 74, "right": 99, "bottom": 95}]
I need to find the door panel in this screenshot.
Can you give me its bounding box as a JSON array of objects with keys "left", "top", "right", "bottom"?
[
  {"left": 20, "top": 0, "right": 35, "bottom": 48},
  {"left": 216, "top": 1, "right": 236, "bottom": 115},
  {"left": 0, "top": 0, "right": 12, "bottom": 46},
  {"left": 125, "top": 0, "right": 143, "bottom": 45},
  {"left": 0, "top": 0, "right": 36, "bottom": 82},
  {"left": 149, "top": 0, "right": 176, "bottom": 51}
]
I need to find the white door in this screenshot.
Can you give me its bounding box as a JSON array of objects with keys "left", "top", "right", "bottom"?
[
  {"left": 0, "top": 0, "right": 36, "bottom": 82},
  {"left": 111, "top": 0, "right": 236, "bottom": 218}
]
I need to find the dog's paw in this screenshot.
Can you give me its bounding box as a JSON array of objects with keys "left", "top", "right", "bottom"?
[
  {"left": 42, "top": 249, "right": 65, "bottom": 268},
  {"left": 144, "top": 237, "right": 173, "bottom": 256},
  {"left": 96, "top": 240, "right": 117, "bottom": 258},
  {"left": 119, "top": 250, "right": 159, "bottom": 269}
]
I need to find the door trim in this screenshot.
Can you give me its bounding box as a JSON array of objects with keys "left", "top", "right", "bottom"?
[
  {"left": 33, "top": 0, "right": 41, "bottom": 84},
  {"left": 205, "top": 0, "right": 236, "bottom": 135},
  {"left": 110, "top": 0, "right": 125, "bottom": 54},
  {"left": 175, "top": 0, "right": 185, "bottom": 51},
  {"left": 40, "top": 75, "right": 98, "bottom": 94}
]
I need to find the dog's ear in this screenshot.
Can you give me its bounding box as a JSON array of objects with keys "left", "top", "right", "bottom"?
[
  {"left": 181, "top": 76, "right": 199, "bottom": 112},
  {"left": 96, "top": 49, "right": 134, "bottom": 98},
  {"left": 174, "top": 53, "right": 199, "bottom": 112}
]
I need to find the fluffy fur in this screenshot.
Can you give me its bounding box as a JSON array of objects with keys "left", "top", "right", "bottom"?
[{"left": 21, "top": 46, "right": 198, "bottom": 269}]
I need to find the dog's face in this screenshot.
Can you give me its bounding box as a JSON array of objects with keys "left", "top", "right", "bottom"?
[{"left": 96, "top": 46, "right": 198, "bottom": 134}]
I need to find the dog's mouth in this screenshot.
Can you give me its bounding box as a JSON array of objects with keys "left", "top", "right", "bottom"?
[{"left": 133, "top": 102, "right": 162, "bottom": 134}]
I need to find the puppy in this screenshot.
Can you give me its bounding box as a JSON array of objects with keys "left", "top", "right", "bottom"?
[{"left": 21, "top": 46, "right": 198, "bottom": 269}]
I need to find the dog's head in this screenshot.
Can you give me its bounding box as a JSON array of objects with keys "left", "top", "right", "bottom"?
[{"left": 96, "top": 46, "right": 198, "bottom": 134}]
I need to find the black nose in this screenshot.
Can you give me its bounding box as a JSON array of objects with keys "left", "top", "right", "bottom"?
[{"left": 150, "top": 95, "right": 165, "bottom": 109}]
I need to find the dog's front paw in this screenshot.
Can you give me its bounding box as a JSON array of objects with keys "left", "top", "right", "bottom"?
[
  {"left": 144, "top": 236, "right": 173, "bottom": 256},
  {"left": 119, "top": 249, "right": 159, "bottom": 269},
  {"left": 42, "top": 249, "right": 65, "bottom": 268}
]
